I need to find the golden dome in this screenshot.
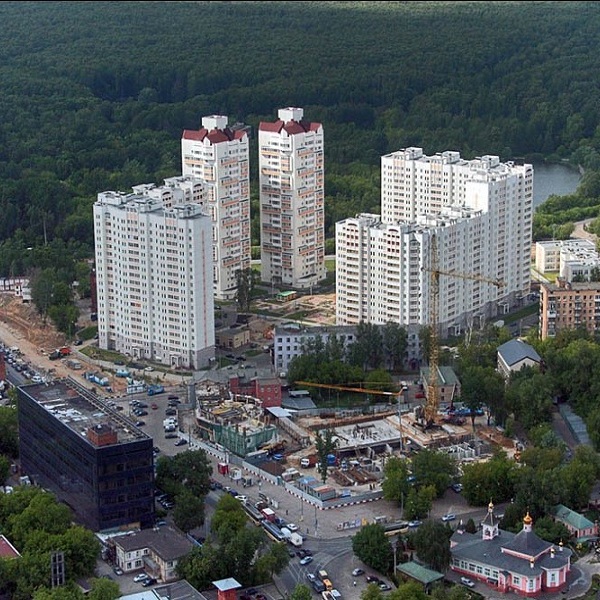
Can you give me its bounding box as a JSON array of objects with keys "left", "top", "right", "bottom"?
[{"left": 523, "top": 512, "right": 533, "bottom": 525}]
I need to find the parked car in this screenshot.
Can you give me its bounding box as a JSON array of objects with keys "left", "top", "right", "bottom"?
[
  {"left": 133, "top": 573, "right": 149, "bottom": 583},
  {"left": 142, "top": 577, "right": 157, "bottom": 587},
  {"left": 151, "top": 403, "right": 158, "bottom": 410},
  {"left": 442, "top": 513, "right": 456, "bottom": 522},
  {"left": 352, "top": 568, "right": 365, "bottom": 576},
  {"left": 299, "top": 556, "right": 313, "bottom": 565},
  {"left": 451, "top": 483, "right": 463, "bottom": 493},
  {"left": 408, "top": 520, "right": 422, "bottom": 528},
  {"left": 174, "top": 438, "right": 187, "bottom": 446},
  {"left": 287, "top": 522, "right": 299, "bottom": 531},
  {"left": 113, "top": 566, "right": 123, "bottom": 576},
  {"left": 379, "top": 583, "right": 392, "bottom": 591},
  {"left": 366, "top": 575, "right": 380, "bottom": 584},
  {"left": 460, "top": 577, "right": 475, "bottom": 588}
]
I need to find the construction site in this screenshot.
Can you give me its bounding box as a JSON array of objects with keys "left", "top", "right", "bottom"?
[{"left": 190, "top": 375, "right": 516, "bottom": 499}]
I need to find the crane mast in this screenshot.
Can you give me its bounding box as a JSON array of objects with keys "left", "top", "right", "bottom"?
[
  {"left": 421, "top": 233, "right": 504, "bottom": 428},
  {"left": 425, "top": 235, "right": 441, "bottom": 426}
]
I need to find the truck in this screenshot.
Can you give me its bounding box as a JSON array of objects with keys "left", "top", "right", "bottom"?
[
  {"left": 50, "top": 346, "right": 72, "bottom": 359},
  {"left": 280, "top": 527, "right": 292, "bottom": 542},
  {"left": 300, "top": 455, "right": 318, "bottom": 468},
  {"left": 163, "top": 418, "right": 177, "bottom": 432},
  {"left": 148, "top": 384, "right": 164, "bottom": 396},
  {"left": 261, "top": 507, "right": 276, "bottom": 523},
  {"left": 289, "top": 532, "right": 303, "bottom": 547}
]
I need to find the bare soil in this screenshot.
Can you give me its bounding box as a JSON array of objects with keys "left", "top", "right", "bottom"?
[{"left": 0, "top": 293, "right": 93, "bottom": 379}]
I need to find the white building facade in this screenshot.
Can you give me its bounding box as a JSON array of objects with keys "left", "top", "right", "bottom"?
[
  {"left": 336, "top": 148, "right": 533, "bottom": 335},
  {"left": 94, "top": 191, "right": 215, "bottom": 369},
  {"left": 258, "top": 107, "right": 327, "bottom": 289},
  {"left": 181, "top": 115, "right": 251, "bottom": 300},
  {"left": 273, "top": 323, "right": 358, "bottom": 373}
]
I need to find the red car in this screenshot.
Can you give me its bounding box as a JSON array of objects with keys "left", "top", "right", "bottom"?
[{"left": 151, "top": 403, "right": 158, "bottom": 410}]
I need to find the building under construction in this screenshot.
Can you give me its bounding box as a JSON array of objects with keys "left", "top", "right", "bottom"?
[{"left": 194, "top": 394, "right": 278, "bottom": 457}]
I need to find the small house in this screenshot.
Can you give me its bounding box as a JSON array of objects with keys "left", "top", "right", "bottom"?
[{"left": 551, "top": 504, "right": 598, "bottom": 543}]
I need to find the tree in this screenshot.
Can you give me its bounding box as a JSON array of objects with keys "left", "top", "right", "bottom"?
[
  {"left": 8, "top": 491, "right": 72, "bottom": 549},
  {"left": 352, "top": 523, "right": 393, "bottom": 574},
  {"left": 315, "top": 429, "right": 338, "bottom": 483},
  {"left": 0, "top": 455, "right": 10, "bottom": 486},
  {"left": 289, "top": 584, "right": 313, "bottom": 600},
  {"left": 32, "top": 584, "right": 85, "bottom": 600},
  {"left": 0, "top": 406, "right": 18, "bottom": 457},
  {"left": 388, "top": 581, "right": 429, "bottom": 600},
  {"left": 461, "top": 449, "right": 517, "bottom": 506},
  {"left": 410, "top": 449, "right": 456, "bottom": 497},
  {"left": 382, "top": 322, "right": 408, "bottom": 372},
  {"left": 235, "top": 268, "right": 255, "bottom": 313},
  {"left": 431, "top": 585, "right": 471, "bottom": 600},
  {"left": 381, "top": 456, "right": 410, "bottom": 508},
  {"left": 173, "top": 489, "right": 205, "bottom": 533},
  {"left": 410, "top": 520, "right": 452, "bottom": 572},
  {"left": 254, "top": 541, "right": 290, "bottom": 583},
  {"left": 403, "top": 485, "right": 436, "bottom": 520},
  {"left": 155, "top": 449, "right": 212, "bottom": 519},
  {"left": 211, "top": 493, "right": 248, "bottom": 537}
]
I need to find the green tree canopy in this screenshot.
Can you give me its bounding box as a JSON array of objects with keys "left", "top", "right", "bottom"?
[{"left": 352, "top": 523, "right": 393, "bottom": 574}]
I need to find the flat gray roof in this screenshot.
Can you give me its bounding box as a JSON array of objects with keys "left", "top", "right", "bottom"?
[{"left": 20, "top": 377, "right": 149, "bottom": 445}]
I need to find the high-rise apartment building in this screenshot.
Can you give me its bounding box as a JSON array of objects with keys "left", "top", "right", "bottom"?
[
  {"left": 336, "top": 148, "right": 533, "bottom": 335},
  {"left": 258, "top": 107, "right": 326, "bottom": 289},
  {"left": 94, "top": 189, "right": 215, "bottom": 369},
  {"left": 181, "top": 115, "right": 251, "bottom": 300}
]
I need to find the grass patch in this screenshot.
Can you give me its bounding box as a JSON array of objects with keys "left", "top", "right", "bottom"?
[
  {"left": 77, "top": 326, "right": 97, "bottom": 341},
  {"left": 80, "top": 345, "right": 125, "bottom": 363},
  {"left": 502, "top": 303, "right": 539, "bottom": 325}
]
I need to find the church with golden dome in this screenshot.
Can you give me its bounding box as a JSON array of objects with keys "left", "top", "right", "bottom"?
[{"left": 449, "top": 502, "right": 572, "bottom": 596}]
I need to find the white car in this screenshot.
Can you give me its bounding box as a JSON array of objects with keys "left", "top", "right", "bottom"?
[
  {"left": 287, "top": 522, "right": 299, "bottom": 531},
  {"left": 236, "top": 495, "right": 248, "bottom": 504},
  {"left": 442, "top": 513, "right": 456, "bottom": 522},
  {"left": 133, "top": 573, "right": 149, "bottom": 583},
  {"left": 460, "top": 577, "right": 475, "bottom": 588}
]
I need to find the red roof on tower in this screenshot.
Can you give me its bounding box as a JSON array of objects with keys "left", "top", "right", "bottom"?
[{"left": 182, "top": 128, "right": 245, "bottom": 143}]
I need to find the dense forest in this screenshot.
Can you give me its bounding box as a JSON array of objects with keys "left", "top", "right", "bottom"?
[{"left": 2, "top": 1, "right": 600, "bottom": 293}]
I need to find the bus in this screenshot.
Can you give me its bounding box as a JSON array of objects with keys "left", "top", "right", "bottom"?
[
  {"left": 262, "top": 521, "right": 286, "bottom": 543},
  {"left": 243, "top": 503, "right": 265, "bottom": 526}
]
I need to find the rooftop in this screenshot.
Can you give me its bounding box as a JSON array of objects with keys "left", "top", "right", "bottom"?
[
  {"left": 112, "top": 526, "right": 195, "bottom": 561},
  {"left": 20, "top": 378, "right": 148, "bottom": 445}
]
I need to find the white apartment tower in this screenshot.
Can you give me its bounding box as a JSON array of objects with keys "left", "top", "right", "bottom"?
[
  {"left": 258, "top": 107, "right": 327, "bottom": 289},
  {"left": 181, "top": 115, "right": 251, "bottom": 300},
  {"left": 336, "top": 148, "right": 533, "bottom": 335},
  {"left": 94, "top": 191, "right": 215, "bottom": 370}
]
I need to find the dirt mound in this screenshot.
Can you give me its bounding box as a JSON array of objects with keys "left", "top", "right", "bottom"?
[{"left": 0, "top": 294, "right": 66, "bottom": 352}]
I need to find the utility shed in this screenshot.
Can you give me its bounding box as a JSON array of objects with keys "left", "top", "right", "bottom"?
[{"left": 396, "top": 561, "right": 444, "bottom": 593}]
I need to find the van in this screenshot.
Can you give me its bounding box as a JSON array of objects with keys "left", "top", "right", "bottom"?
[{"left": 322, "top": 579, "right": 333, "bottom": 591}]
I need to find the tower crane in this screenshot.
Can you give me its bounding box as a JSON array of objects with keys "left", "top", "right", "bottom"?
[
  {"left": 293, "top": 381, "right": 397, "bottom": 399},
  {"left": 419, "top": 233, "right": 504, "bottom": 428}
]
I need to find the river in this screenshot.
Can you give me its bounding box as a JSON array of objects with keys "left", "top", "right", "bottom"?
[{"left": 533, "top": 162, "right": 581, "bottom": 208}]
